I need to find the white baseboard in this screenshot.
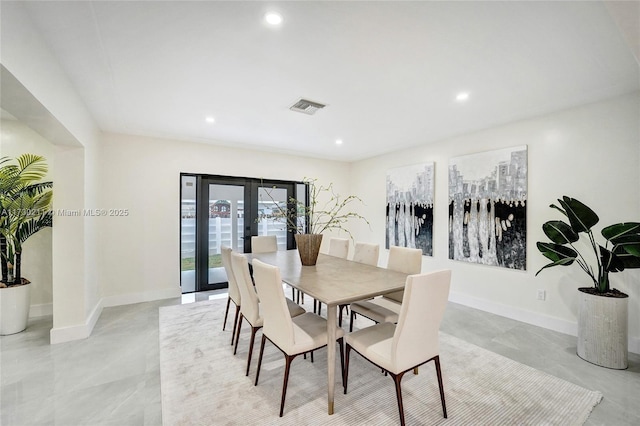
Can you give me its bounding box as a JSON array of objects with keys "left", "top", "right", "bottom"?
[
  {"left": 48, "top": 287, "right": 179, "bottom": 344},
  {"left": 50, "top": 298, "right": 103, "bottom": 345},
  {"left": 101, "top": 286, "right": 181, "bottom": 308},
  {"left": 449, "top": 291, "right": 639, "bottom": 355},
  {"left": 29, "top": 302, "right": 53, "bottom": 318}
]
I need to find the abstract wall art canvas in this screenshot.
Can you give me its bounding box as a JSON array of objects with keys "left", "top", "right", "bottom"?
[
  {"left": 386, "top": 162, "right": 434, "bottom": 256},
  {"left": 448, "top": 146, "right": 527, "bottom": 270}
]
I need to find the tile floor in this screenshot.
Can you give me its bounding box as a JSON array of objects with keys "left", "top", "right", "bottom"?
[{"left": 1, "top": 289, "right": 638, "bottom": 425}]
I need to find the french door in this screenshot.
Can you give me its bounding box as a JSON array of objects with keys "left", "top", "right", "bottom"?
[{"left": 180, "top": 174, "right": 306, "bottom": 292}]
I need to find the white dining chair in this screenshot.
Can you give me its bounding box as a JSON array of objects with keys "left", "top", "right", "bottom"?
[
  {"left": 349, "top": 246, "right": 422, "bottom": 331},
  {"left": 230, "top": 252, "right": 305, "bottom": 376},
  {"left": 352, "top": 241, "right": 380, "bottom": 266},
  {"left": 328, "top": 237, "right": 349, "bottom": 258},
  {"left": 338, "top": 242, "right": 380, "bottom": 327},
  {"left": 251, "top": 235, "right": 278, "bottom": 253},
  {"left": 220, "top": 245, "right": 241, "bottom": 345},
  {"left": 344, "top": 270, "right": 451, "bottom": 426},
  {"left": 252, "top": 234, "right": 303, "bottom": 303},
  {"left": 252, "top": 259, "right": 345, "bottom": 417}
]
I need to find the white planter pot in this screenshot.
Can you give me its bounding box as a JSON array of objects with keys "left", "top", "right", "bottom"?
[
  {"left": 0, "top": 282, "right": 31, "bottom": 335},
  {"left": 576, "top": 287, "right": 628, "bottom": 369}
]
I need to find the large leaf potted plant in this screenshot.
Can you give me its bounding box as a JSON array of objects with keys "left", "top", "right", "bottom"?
[
  {"left": 260, "top": 178, "right": 369, "bottom": 265},
  {"left": 536, "top": 196, "right": 640, "bottom": 369},
  {"left": 0, "top": 154, "right": 53, "bottom": 335}
]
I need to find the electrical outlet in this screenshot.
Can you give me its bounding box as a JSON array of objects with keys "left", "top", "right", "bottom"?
[{"left": 537, "top": 289, "right": 546, "bottom": 301}]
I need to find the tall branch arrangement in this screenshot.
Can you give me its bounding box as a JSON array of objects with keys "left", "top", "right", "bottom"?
[{"left": 259, "top": 178, "right": 370, "bottom": 240}]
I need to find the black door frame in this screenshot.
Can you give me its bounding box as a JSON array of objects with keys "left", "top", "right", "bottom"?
[{"left": 180, "top": 173, "right": 305, "bottom": 292}]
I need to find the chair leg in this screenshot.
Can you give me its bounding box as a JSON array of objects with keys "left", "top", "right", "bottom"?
[
  {"left": 233, "top": 314, "right": 244, "bottom": 355},
  {"left": 246, "top": 326, "right": 259, "bottom": 376},
  {"left": 344, "top": 344, "right": 351, "bottom": 394},
  {"left": 254, "top": 335, "right": 267, "bottom": 386},
  {"left": 414, "top": 367, "right": 419, "bottom": 375},
  {"left": 392, "top": 371, "right": 407, "bottom": 426},
  {"left": 230, "top": 304, "right": 240, "bottom": 346},
  {"left": 310, "top": 351, "right": 314, "bottom": 363},
  {"left": 338, "top": 305, "right": 344, "bottom": 327},
  {"left": 338, "top": 337, "right": 345, "bottom": 388},
  {"left": 349, "top": 310, "right": 355, "bottom": 332},
  {"left": 279, "top": 354, "right": 294, "bottom": 417},
  {"left": 222, "top": 297, "right": 231, "bottom": 330},
  {"left": 434, "top": 356, "right": 447, "bottom": 418}
]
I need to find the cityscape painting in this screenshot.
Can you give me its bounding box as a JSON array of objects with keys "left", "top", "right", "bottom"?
[
  {"left": 448, "top": 146, "right": 527, "bottom": 270},
  {"left": 386, "top": 162, "right": 434, "bottom": 256}
]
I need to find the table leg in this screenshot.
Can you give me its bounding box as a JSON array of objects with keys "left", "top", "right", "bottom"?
[{"left": 326, "top": 303, "right": 337, "bottom": 415}]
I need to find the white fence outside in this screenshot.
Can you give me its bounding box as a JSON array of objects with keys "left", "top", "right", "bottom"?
[{"left": 181, "top": 217, "right": 288, "bottom": 259}]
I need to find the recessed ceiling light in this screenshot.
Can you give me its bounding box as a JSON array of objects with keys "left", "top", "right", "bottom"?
[
  {"left": 205, "top": 116, "right": 215, "bottom": 123},
  {"left": 265, "top": 12, "right": 283, "bottom": 26},
  {"left": 335, "top": 139, "right": 343, "bottom": 145},
  {"left": 456, "top": 92, "right": 470, "bottom": 102}
]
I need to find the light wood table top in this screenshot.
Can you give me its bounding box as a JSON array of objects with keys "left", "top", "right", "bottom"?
[{"left": 248, "top": 251, "right": 407, "bottom": 305}]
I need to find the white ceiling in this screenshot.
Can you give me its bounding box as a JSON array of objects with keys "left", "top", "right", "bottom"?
[{"left": 17, "top": 1, "right": 640, "bottom": 162}]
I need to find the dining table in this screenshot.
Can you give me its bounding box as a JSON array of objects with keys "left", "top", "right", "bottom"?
[{"left": 247, "top": 250, "right": 409, "bottom": 415}]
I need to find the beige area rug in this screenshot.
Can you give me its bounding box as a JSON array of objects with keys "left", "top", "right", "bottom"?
[{"left": 159, "top": 298, "right": 602, "bottom": 425}]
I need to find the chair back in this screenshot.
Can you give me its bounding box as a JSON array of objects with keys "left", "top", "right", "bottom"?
[
  {"left": 230, "top": 252, "right": 261, "bottom": 325},
  {"left": 220, "top": 245, "right": 240, "bottom": 304},
  {"left": 385, "top": 246, "right": 423, "bottom": 302},
  {"left": 252, "top": 259, "right": 295, "bottom": 348},
  {"left": 353, "top": 242, "right": 379, "bottom": 266},
  {"left": 251, "top": 235, "right": 278, "bottom": 253},
  {"left": 328, "top": 237, "right": 349, "bottom": 258},
  {"left": 392, "top": 270, "right": 451, "bottom": 372}
]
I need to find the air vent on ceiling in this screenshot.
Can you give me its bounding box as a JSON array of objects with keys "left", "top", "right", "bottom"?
[{"left": 289, "top": 98, "right": 326, "bottom": 115}]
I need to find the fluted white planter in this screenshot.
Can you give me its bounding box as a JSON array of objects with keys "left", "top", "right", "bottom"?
[
  {"left": 577, "top": 287, "right": 628, "bottom": 369},
  {"left": 0, "top": 281, "right": 31, "bottom": 335}
]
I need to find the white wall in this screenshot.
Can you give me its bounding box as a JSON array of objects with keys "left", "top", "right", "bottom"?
[
  {"left": 0, "top": 119, "right": 54, "bottom": 316},
  {"left": 1, "top": 1, "right": 102, "bottom": 343},
  {"left": 349, "top": 92, "right": 640, "bottom": 353},
  {"left": 97, "top": 133, "right": 351, "bottom": 305}
]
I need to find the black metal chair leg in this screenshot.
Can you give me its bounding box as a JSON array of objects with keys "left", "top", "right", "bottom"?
[
  {"left": 392, "top": 372, "right": 406, "bottom": 426},
  {"left": 435, "top": 356, "right": 447, "bottom": 418},
  {"left": 246, "top": 326, "right": 258, "bottom": 376},
  {"left": 233, "top": 314, "right": 244, "bottom": 355},
  {"left": 344, "top": 344, "right": 351, "bottom": 394},
  {"left": 350, "top": 310, "right": 356, "bottom": 332},
  {"left": 254, "top": 335, "right": 266, "bottom": 386},
  {"left": 230, "top": 304, "right": 240, "bottom": 345},
  {"left": 222, "top": 297, "right": 231, "bottom": 330},
  {"left": 338, "top": 337, "right": 345, "bottom": 388}
]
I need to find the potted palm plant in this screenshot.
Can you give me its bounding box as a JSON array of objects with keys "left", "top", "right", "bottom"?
[
  {"left": 0, "top": 154, "right": 53, "bottom": 335},
  {"left": 536, "top": 196, "right": 640, "bottom": 369},
  {"left": 260, "top": 178, "right": 369, "bottom": 265}
]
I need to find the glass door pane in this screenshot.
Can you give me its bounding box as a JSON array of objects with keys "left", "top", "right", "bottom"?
[
  {"left": 180, "top": 176, "right": 197, "bottom": 293},
  {"left": 207, "top": 183, "right": 245, "bottom": 288},
  {"left": 257, "top": 186, "right": 288, "bottom": 251}
]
